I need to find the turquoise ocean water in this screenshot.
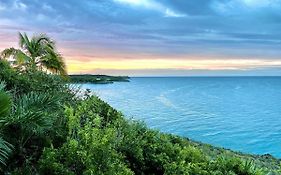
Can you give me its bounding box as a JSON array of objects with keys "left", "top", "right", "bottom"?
[{"left": 80, "top": 77, "right": 281, "bottom": 157}]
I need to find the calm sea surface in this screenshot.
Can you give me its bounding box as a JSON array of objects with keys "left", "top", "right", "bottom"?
[{"left": 79, "top": 77, "right": 281, "bottom": 157}]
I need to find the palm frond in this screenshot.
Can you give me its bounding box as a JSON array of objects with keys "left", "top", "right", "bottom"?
[
  {"left": 1, "top": 48, "right": 19, "bottom": 59},
  {"left": 29, "top": 34, "right": 54, "bottom": 58},
  {"left": 17, "top": 91, "right": 61, "bottom": 112},
  {"left": 0, "top": 83, "right": 11, "bottom": 118},
  {"left": 14, "top": 50, "right": 31, "bottom": 66},
  {"left": 0, "top": 48, "right": 31, "bottom": 69},
  {"left": 19, "top": 32, "right": 30, "bottom": 50},
  {"left": 0, "top": 82, "right": 5, "bottom": 91},
  {"left": 0, "top": 83, "right": 13, "bottom": 166},
  {"left": 2, "top": 92, "right": 61, "bottom": 137},
  {"left": 0, "top": 137, "right": 12, "bottom": 166},
  {"left": 19, "top": 32, "right": 38, "bottom": 60},
  {"left": 35, "top": 34, "right": 54, "bottom": 47},
  {"left": 41, "top": 50, "right": 67, "bottom": 76}
]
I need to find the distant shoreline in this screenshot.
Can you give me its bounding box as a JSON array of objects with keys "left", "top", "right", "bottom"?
[
  {"left": 129, "top": 76, "right": 281, "bottom": 78},
  {"left": 69, "top": 74, "right": 130, "bottom": 84}
]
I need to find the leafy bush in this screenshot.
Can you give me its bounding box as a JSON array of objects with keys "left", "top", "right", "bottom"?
[
  {"left": 39, "top": 102, "right": 134, "bottom": 175},
  {"left": 38, "top": 96, "right": 265, "bottom": 175},
  {"left": 0, "top": 60, "right": 72, "bottom": 97}
]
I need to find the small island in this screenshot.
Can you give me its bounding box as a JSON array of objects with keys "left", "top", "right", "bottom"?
[{"left": 69, "top": 74, "right": 130, "bottom": 84}]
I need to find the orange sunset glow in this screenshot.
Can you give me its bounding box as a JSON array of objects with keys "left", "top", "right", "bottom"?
[{"left": 1, "top": 0, "right": 281, "bottom": 76}]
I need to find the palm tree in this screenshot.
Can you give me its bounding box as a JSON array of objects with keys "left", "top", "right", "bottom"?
[{"left": 1, "top": 33, "right": 67, "bottom": 76}]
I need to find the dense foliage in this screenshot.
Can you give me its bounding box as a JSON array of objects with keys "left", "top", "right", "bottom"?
[{"left": 0, "top": 34, "right": 280, "bottom": 174}]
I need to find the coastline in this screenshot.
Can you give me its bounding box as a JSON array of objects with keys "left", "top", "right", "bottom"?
[
  {"left": 69, "top": 74, "right": 130, "bottom": 84},
  {"left": 190, "top": 139, "right": 280, "bottom": 170},
  {"left": 75, "top": 88, "right": 281, "bottom": 172}
]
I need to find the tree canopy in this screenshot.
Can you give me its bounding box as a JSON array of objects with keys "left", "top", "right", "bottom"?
[{"left": 1, "top": 33, "right": 66, "bottom": 76}]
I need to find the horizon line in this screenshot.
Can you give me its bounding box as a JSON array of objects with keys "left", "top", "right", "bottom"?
[{"left": 69, "top": 74, "right": 281, "bottom": 78}]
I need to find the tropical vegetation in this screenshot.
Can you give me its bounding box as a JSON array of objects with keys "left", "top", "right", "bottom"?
[
  {"left": 1, "top": 33, "right": 66, "bottom": 76},
  {"left": 0, "top": 33, "right": 280, "bottom": 174}
]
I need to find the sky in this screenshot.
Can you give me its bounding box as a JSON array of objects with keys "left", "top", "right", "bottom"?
[{"left": 0, "top": 0, "right": 281, "bottom": 76}]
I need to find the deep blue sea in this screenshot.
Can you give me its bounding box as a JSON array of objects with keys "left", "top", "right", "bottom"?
[{"left": 79, "top": 77, "right": 281, "bottom": 158}]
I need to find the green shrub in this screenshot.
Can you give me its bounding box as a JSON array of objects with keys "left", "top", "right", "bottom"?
[
  {"left": 0, "top": 60, "right": 72, "bottom": 97},
  {"left": 39, "top": 101, "right": 133, "bottom": 175},
  {"left": 38, "top": 96, "right": 265, "bottom": 175},
  {"left": 210, "top": 156, "right": 263, "bottom": 175}
]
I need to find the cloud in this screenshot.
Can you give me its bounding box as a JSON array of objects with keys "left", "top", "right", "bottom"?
[
  {"left": 241, "top": 0, "right": 281, "bottom": 8},
  {"left": 212, "top": 0, "right": 281, "bottom": 15},
  {"left": 0, "top": 0, "right": 281, "bottom": 75},
  {"left": 113, "top": 0, "right": 186, "bottom": 17},
  {"left": 0, "top": 2, "right": 6, "bottom": 11},
  {"left": 13, "top": 0, "right": 27, "bottom": 11},
  {"left": 42, "top": 3, "right": 55, "bottom": 12},
  {"left": 164, "top": 8, "right": 186, "bottom": 17}
]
